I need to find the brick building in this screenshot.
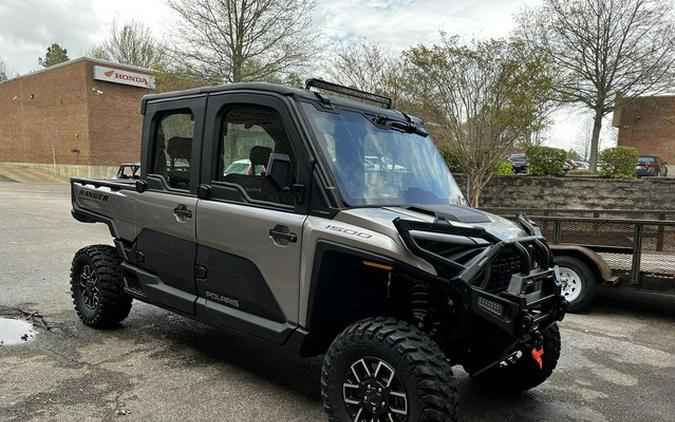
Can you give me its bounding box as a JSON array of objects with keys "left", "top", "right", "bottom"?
[
  {"left": 0, "top": 57, "right": 155, "bottom": 177},
  {"left": 613, "top": 94, "right": 675, "bottom": 163}
]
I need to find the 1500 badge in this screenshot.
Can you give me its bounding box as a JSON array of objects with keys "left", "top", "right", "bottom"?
[{"left": 325, "top": 224, "right": 372, "bottom": 239}]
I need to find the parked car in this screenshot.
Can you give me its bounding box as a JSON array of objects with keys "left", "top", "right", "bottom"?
[
  {"left": 574, "top": 161, "right": 590, "bottom": 170},
  {"left": 636, "top": 155, "right": 668, "bottom": 177},
  {"left": 564, "top": 159, "right": 578, "bottom": 171},
  {"left": 224, "top": 158, "right": 265, "bottom": 176},
  {"left": 364, "top": 155, "right": 407, "bottom": 172},
  {"left": 506, "top": 153, "right": 527, "bottom": 174}
]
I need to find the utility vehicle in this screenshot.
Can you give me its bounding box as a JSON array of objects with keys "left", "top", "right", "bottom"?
[{"left": 69, "top": 79, "right": 567, "bottom": 422}]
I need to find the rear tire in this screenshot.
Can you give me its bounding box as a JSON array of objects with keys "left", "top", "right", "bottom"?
[
  {"left": 474, "top": 323, "right": 561, "bottom": 391},
  {"left": 555, "top": 255, "right": 597, "bottom": 312},
  {"left": 70, "top": 245, "right": 132, "bottom": 328},
  {"left": 322, "top": 317, "right": 458, "bottom": 422}
]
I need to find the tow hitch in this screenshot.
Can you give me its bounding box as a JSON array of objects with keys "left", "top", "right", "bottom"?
[
  {"left": 531, "top": 332, "right": 544, "bottom": 369},
  {"left": 531, "top": 347, "right": 544, "bottom": 369}
]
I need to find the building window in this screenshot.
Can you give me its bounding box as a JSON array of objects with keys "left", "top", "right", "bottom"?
[{"left": 151, "top": 112, "right": 194, "bottom": 190}]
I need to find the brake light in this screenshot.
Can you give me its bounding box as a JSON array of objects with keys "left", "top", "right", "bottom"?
[{"left": 646, "top": 162, "right": 657, "bottom": 168}]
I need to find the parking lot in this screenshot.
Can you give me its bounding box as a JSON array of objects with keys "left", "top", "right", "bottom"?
[{"left": 1, "top": 182, "right": 674, "bottom": 422}]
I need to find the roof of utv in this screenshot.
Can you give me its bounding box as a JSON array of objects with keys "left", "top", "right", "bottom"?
[{"left": 141, "top": 81, "right": 418, "bottom": 122}]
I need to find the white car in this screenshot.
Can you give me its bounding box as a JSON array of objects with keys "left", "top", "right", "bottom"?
[{"left": 224, "top": 159, "right": 265, "bottom": 176}]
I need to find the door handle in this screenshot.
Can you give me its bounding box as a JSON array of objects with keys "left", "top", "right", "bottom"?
[
  {"left": 173, "top": 204, "right": 192, "bottom": 221},
  {"left": 269, "top": 225, "right": 297, "bottom": 244}
]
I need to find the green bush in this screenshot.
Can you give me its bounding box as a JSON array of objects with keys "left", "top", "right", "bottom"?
[
  {"left": 568, "top": 169, "right": 596, "bottom": 176},
  {"left": 494, "top": 161, "right": 514, "bottom": 175},
  {"left": 599, "top": 146, "right": 639, "bottom": 179},
  {"left": 440, "top": 148, "right": 464, "bottom": 172},
  {"left": 526, "top": 146, "right": 566, "bottom": 176}
]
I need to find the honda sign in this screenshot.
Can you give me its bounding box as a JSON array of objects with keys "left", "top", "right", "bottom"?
[{"left": 93, "top": 65, "right": 155, "bottom": 89}]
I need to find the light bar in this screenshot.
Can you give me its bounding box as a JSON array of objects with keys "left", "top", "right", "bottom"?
[{"left": 305, "top": 78, "right": 392, "bottom": 109}]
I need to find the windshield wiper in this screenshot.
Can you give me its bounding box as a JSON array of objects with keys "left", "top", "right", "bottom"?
[{"left": 374, "top": 115, "right": 428, "bottom": 137}]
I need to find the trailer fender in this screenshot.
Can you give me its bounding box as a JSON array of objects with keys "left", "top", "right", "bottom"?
[{"left": 550, "top": 245, "right": 612, "bottom": 284}]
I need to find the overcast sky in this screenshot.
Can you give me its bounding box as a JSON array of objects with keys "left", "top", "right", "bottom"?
[{"left": 0, "top": 0, "right": 616, "bottom": 153}]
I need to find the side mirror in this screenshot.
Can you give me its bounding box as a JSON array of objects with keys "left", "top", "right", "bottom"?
[{"left": 266, "top": 153, "right": 292, "bottom": 191}]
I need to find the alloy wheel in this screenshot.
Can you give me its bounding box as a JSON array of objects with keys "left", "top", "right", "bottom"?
[
  {"left": 79, "top": 264, "right": 99, "bottom": 310},
  {"left": 343, "top": 356, "right": 408, "bottom": 422}
]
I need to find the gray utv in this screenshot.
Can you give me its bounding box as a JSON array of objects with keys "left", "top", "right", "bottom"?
[{"left": 69, "top": 79, "right": 567, "bottom": 421}]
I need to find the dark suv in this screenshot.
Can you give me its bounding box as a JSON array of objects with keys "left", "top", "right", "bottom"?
[
  {"left": 636, "top": 155, "right": 668, "bottom": 177},
  {"left": 506, "top": 153, "right": 528, "bottom": 174}
]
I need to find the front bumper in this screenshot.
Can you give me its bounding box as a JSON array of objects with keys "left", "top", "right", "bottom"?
[{"left": 394, "top": 214, "right": 567, "bottom": 337}]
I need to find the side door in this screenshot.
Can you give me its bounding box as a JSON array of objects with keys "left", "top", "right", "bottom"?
[
  {"left": 195, "top": 93, "right": 311, "bottom": 343},
  {"left": 133, "top": 96, "right": 206, "bottom": 315}
]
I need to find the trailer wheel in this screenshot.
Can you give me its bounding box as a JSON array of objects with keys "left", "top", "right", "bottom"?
[
  {"left": 555, "top": 255, "right": 597, "bottom": 312},
  {"left": 70, "top": 245, "right": 132, "bottom": 328}
]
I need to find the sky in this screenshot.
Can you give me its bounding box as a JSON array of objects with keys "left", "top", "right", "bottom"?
[{"left": 0, "top": 0, "right": 617, "bottom": 154}]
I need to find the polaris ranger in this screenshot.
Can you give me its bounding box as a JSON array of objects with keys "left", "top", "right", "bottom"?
[{"left": 70, "top": 79, "right": 567, "bottom": 421}]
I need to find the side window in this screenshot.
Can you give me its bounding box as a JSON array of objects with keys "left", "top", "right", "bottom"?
[
  {"left": 151, "top": 112, "right": 194, "bottom": 190},
  {"left": 218, "top": 106, "right": 296, "bottom": 205}
]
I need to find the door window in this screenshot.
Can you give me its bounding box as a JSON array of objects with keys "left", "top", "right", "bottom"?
[
  {"left": 151, "top": 112, "right": 194, "bottom": 190},
  {"left": 218, "top": 106, "right": 296, "bottom": 205}
]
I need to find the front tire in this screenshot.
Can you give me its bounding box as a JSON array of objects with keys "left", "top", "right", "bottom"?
[
  {"left": 555, "top": 255, "right": 597, "bottom": 312},
  {"left": 474, "top": 323, "right": 561, "bottom": 391},
  {"left": 70, "top": 245, "right": 132, "bottom": 328},
  {"left": 321, "top": 317, "right": 458, "bottom": 422}
]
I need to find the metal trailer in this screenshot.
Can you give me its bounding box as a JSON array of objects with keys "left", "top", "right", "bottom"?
[{"left": 482, "top": 208, "right": 675, "bottom": 311}]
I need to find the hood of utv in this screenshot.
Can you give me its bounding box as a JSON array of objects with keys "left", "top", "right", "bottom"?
[{"left": 335, "top": 205, "right": 526, "bottom": 242}]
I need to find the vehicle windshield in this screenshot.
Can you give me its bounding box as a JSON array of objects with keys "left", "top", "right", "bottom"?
[{"left": 302, "top": 103, "right": 466, "bottom": 207}]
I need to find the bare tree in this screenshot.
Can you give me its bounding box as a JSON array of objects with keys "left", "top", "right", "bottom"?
[
  {"left": 326, "top": 42, "right": 406, "bottom": 106},
  {"left": 575, "top": 114, "right": 594, "bottom": 161},
  {"left": 167, "top": 0, "right": 318, "bottom": 83},
  {"left": 88, "top": 20, "right": 165, "bottom": 69},
  {"left": 0, "top": 57, "right": 8, "bottom": 81},
  {"left": 404, "top": 36, "right": 555, "bottom": 206},
  {"left": 517, "top": 0, "right": 675, "bottom": 172}
]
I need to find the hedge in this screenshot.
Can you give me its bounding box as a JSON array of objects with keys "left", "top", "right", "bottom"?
[
  {"left": 599, "top": 146, "right": 639, "bottom": 179},
  {"left": 440, "top": 148, "right": 464, "bottom": 172},
  {"left": 526, "top": 146, "right": 566, "bottom": 176},
  {"left": 494, "top": 161, "right": 515, "bottom": 175}
]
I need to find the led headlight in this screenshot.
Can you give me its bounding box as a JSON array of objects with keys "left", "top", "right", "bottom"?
[{"left": 477, "top": 296, "right": 504, "bottom": 316}]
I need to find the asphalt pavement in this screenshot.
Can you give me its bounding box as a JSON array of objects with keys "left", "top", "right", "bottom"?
[{"left": 1, "top": 182, "right": 674, "bottom": 421}]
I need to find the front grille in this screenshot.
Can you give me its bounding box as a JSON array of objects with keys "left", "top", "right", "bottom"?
[{"left": 484, "top": 250, "right": 522, "bottom": 293}]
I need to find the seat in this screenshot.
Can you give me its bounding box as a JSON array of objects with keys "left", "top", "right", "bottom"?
[
  {"left": 223, "top": 145, "right": 279, "bottom": 203},
  {"left": 166, "top": 136, "right": 192, "bottom": 189},
  {"left": 247, "top": 145, "right": 272, "bottom": 175}
]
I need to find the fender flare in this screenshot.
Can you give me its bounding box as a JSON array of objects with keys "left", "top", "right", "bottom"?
[{"left": 550, "top": 244, "right": 612, "bottom": 284}]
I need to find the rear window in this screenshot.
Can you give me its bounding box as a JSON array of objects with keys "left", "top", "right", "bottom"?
[{"left": 639, "top": 156, "right": 656, "bottom": 164}]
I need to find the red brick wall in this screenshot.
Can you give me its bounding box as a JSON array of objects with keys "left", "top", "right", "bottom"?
[
  {"left": 84, "top": 61, "right": 144, "bottom": 165},
  {"left": 0, "top": 58, "right": 148, "bottom": 166},
  {"left": 616, "top": 96, "right": 675, "bottom": 162},
  {"left": 0, "top": 60, "right": 90, "bottom": 165}
]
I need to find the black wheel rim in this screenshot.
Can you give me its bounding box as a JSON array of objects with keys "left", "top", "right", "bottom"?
[
  {"left": 79, "top": 264, "right": 99, "bottom": 311},
  {"left": 343, "top": 356, "right": 408, "bottom": 422}
]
